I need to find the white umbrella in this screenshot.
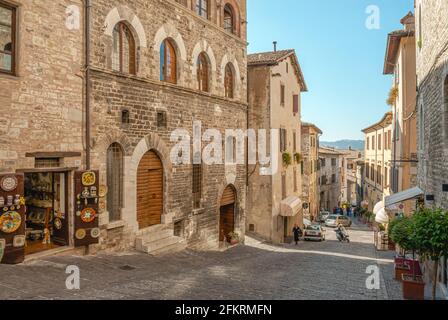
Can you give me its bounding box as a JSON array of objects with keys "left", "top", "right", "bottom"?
[
  {"left": 373, "top": 201, "right": 385, "bottom": 215},
  {"left": 375, "top": 208, "right": 389, "bottom": 224}
]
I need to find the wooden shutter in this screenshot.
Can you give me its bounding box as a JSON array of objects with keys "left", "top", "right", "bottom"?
[
  {"left": 74, "top": 170, "right": 100, "bottom": 247},
  {"left": 0, "top": 174, "right": 25, "bottom": 264},
  {"left": 293, "top": 95, "right": 299, "bottom": 114},
  {"left": 221, "top": 185, "right": 236, "bottom": 206}
]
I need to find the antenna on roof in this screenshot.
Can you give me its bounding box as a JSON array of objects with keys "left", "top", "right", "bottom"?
[{"left": 273, "top": 41, "right": 277, "bottom": 52}]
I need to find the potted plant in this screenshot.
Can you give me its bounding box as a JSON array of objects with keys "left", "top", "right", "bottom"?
[
  {"left": 388, "top": 218, "right": 403, "bottom": 260},
  {"left": 390, "top": 217, "right": 414, "bottom": 282},
  {"left": 387, "top": 86, "right": 399, "bottom": 106},
  {"left": 293, "top": 153, "right": 302, "bottom": 163},
  {"left": 410, "top": 208, "right": 448, "bottom": 300},
  {"left": 228, "top": 232, "right": 240, "bottom": 245},
  {"left": 282, "top": 152, "right": 292, "bottom": 167}
]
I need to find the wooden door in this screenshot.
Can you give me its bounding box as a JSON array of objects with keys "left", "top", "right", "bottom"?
[
  {"left": 137, "top": 151, "right": 163, "bottom": 229},
  {"left": 0, "top": 174, "right": 25, "bottom": 264},
  {"left": 219, "top": 185, "right": 236, "bottom": 242}
]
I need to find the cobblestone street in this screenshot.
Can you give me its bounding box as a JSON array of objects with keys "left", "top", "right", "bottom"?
[{"left": 0, "top": 220, "right": 402, "bottom": 300}]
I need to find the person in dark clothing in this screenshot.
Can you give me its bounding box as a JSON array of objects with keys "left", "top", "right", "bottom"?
[{"left": 293, "top": 224, "right": 303, "bottom": 245}]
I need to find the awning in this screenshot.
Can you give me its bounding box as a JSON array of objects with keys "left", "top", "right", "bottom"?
[
  {"left": 303, "top": 218, "right": 312, "bottom": 226},
  {"left": 375, "top": 208, "right": 389, "bottom": 224},
  {"left": 384, "top": 187, "right": 424, "bottom": 208},
  {"left": 280, "top": 196, "right": 302, "bottom": 217},
  {"left": 373, "top": 201, "right": 384, "bottom": 215}
]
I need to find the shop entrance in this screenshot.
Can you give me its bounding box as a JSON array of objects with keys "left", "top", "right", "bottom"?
[
  {"left": 219, "top": 185, "right": 236, "bottom": 243},
  {"left": 24, "top": 172, "right": 69, "bottom": 255},
  {"left": 137, "top": 151, "right": 164, "bottom": 230}
]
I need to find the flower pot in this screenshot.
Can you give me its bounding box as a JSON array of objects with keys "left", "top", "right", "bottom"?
[
  {"left": 402, "top": 274, "right": 425, "bottom": 300},
  {"left": 404, "top": 259, "right": 422, "bottom": 276},
  {"left": 395, "top": 264, "right": 411, "bottom": 281}
]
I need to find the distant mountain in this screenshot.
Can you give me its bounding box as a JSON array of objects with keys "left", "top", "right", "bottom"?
[{"left": 320, "top": 140, "right": 364, "bottom": 151}]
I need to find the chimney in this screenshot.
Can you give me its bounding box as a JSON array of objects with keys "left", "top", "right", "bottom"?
[{"left": 273, "top": 41, "right": 277, "bottom": 52}]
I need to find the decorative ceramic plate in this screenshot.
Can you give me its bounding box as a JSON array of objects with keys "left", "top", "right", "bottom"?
[
  {"left": 80, "top": 208, "right": 96, "bottom": 223},
  {"left": 90, "top": 228, "right": 100, "bottom": 239},
  {"left": 98, "top": 185, "right": 108, "bottom": 198},
  {"left": 98, "top": 200, "right": 106, "bottom": 212},
  {"left": 75, "top": 229, "right": 86, "bottom": 240},
  {"left": 0, "top": 239, "right": 5, "bottom": 262},
  {"left": 0, "top": 211, "right": 22, "bottom": 234},
  {"left": 54, "top": 218, "right": 63, "bottom": 230},
  {"left": 1, "top": 175, "right": 18, "bottom": 192},
  {"left": 13, "top": 235, "right": 25, "bottom": 248},
  {"left": 81, "top": 172, "right": 96, "bottom": 186}
]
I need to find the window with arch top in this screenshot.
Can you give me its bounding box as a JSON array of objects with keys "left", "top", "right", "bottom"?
[
  {"left": 160, "top": 39, "right": 177, "bottom": 84},
  {"left": 107, "top": 143, "right": 124, "bottom": 222},
  {"left": 112, "top": 22, "right": 136, "bottom": 74},
  {"left": 223, "top": 4, "right": 235, "bottom": 34},
  {"left": 224, "top": 63, "right": 234, "bottom": 99},
  {"left": 197, "top": 52, "right": 209, "bottom": 92}
]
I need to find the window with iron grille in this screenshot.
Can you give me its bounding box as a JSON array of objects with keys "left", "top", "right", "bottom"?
[
  {"left": 35, "top": 158, "right": 60, "bottom": 168},
  {"left": 157, "top": 111, "right": 167, "bottom": 129},
  {"left": 0, "top": 2, "right": 16, "bottom": 75},
  {"left": 294, "top": 168, "right": 297, "bottom": 192},
  {"left": 107, "top": 143, "right": 124, "bottom": 222},
  {"left": 192, "top": 164, "right": 202, "bottom": 209},
  {"left": 196, "top": 0, "right": 209, "bottom": 19},
  {"left": 282, "top": 174, "right": 287, "bottom": 200}
]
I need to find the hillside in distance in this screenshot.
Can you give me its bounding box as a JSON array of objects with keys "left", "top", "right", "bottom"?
[{"left": 320, "top": 140, "right": 364, "bottom": 151}]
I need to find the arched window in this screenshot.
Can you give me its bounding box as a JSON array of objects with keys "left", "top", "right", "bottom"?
[
  {"left": 107, "top": 143, "right": 124, "bottom": 222},
  {"left": 112, "top": 22, "right": 136, "bottom": 74},
  {"left": 160, "top": 39, "right": 177, "bottom": 84},
  {"left": 197, "top": 52, "right": 209, "bottom": 92},
  {"left": 196, "top": 0, "right": 209, "bottom": 19},
  {"left": 223, "top": 4, "right": 235, "bottom": 34},
  {"left": 224, "top": 63, "right": 234, "bottom": 98}
]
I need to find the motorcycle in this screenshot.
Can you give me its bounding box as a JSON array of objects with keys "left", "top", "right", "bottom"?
[{"left": 335, "top": 228, "right": 350, "bottom": 243}]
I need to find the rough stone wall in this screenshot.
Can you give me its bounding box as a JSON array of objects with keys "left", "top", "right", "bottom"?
[
  {"left": 89, "top": 0, "right": 248, "bottom": 251},
  {"left": 415, "top": 0, "right": 448, "bottom": 210},
  {"left": 0, "top": 0, "right": 84, "bottom": 173}
]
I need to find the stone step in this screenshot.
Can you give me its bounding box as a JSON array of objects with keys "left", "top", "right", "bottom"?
[
  {"left": 149, "top": 240, "right": 187, "bottom": 256},
  {"left": 139, "top": 235, "right": 183, "bottom": 253},
  {"left": 136, "top": 228, "right": 174, "bottom": 245}
]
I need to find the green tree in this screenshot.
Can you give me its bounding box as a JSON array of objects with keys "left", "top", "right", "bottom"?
[{"left": 412, "top": 208, "right": 448, "bottom": 300}]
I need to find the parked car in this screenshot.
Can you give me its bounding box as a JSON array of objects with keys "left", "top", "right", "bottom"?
[
  {"left": 325, "top": 215, "right": 352, "bottom": 228},
  {"left": 319, "top": 211, "right": 331, "bottom": 223},
  {"left": 304, "top": 224, "right": 326, "bottom": 241}
]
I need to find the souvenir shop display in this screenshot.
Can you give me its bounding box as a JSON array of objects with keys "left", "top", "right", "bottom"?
[
  {"left": 54, "top": 218, "right": 62, "bottom": 230},
  {"left": 74, "top": 170, "right": 100, "bottom": 247}
]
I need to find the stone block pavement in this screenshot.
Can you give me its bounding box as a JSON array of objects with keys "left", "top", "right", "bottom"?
[{"left": 0, "top": 220, "right": 403, "bottom": 300}]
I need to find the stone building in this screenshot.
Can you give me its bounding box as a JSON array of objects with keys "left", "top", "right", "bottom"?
[
  {"left": 318, "top": 147, "right": 343, "bottom": 212},
  {"left": 246, "top": 49, "right": 307, "bottom": 244},
  {"left": 301, "top": 122, "right": 322, "bottom": 221},
  {"left": 415, "top": 0, "right": 448, "bottom": 299},
  {"left": 0, "top": 0, "right": 248, "bottom": 263},
  {"left": 339, "top": 148, "right": 363, "bottom": 207},
  {"left": 382, "top": 11, "right": 418, "bottom": 216},
  {"left": 361, "top": 112, "right": 393, "bottom": 212}
]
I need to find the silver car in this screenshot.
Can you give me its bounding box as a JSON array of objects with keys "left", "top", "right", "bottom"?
[
  {"left": 304, "top": 224, "right": 326, "bottom": 241},
  {"left": 325, "top": 215, "right": 352, "bottom": 228}
]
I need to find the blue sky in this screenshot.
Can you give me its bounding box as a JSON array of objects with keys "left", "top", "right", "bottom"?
[{"left": 247, "top": 0, "right": 414, "bottom": 141}]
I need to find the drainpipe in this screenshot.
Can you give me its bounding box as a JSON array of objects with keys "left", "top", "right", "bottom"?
[{"left": 85, "top": 0, "right": 92, "bottom": 170}]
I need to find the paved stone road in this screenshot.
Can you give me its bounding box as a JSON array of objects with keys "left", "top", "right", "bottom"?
[{"left": 0, "top": 220, "right": 402, "bottom": 300}]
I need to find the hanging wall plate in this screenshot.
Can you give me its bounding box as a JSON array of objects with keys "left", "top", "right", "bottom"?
[
  {"left": 98, "top": 185, "right": 108, "bottom": 198},
  {"left": 0, "top": 239, "right": 5, "bottom": 262},
  {"left": 81, "top": 171, "right": 96, "bottom": 186},
  {"left": 0, "top": 211, "right": 22, "bottom": 234},
  {"left": 13, "top": 235, "right": 25, "bottom": 248},
  {"left": 80, "top": 208, "right": 96, "bottom": 223},
  {"left": 90, "top": 228, "right": 100, "bottom": 239},
  {"left": 54, "top": 218, "right": 63, "bottom": 230},
  {"left": 75, "top": 229, "right": 86, "bottom": 240},
  {"left": 0, "top": 175, "right": 18, "bottom": 192}
]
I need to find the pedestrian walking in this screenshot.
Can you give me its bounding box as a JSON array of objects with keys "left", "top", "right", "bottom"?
[{"left": 293, "top": 224, "right": 302, "bottom": 245}]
